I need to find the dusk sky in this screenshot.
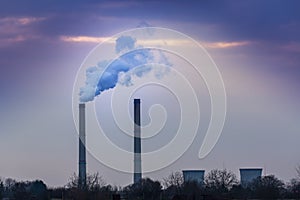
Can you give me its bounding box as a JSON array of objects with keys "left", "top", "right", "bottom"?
[{"left": 0, "top": 0, "right": 300, "bottom": 187}]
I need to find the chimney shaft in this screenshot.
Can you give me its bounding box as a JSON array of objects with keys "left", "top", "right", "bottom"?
[
  {"left": 79, "top": 103, "right": 86, "bottom": 188},
  {"left": 134, "top": 99, "right": 142, "bottom": 183}
]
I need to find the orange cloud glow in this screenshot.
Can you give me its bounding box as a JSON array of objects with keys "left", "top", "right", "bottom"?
[
  {"left": 203, "top": 41, "right": 250, "bottom": 48},
  {"left": 60, "top": 35, "right": 250, "bottom": 50},
  {"left": 60, "top": 36, "right": 113, "bottom": 43}
]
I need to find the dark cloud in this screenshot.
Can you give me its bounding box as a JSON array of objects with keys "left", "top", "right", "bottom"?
[
  {"left": 1, "top": 0, "right": 300, "bottom": 78},
  {"left": 1, "top": 0, "right": 300, "bottom": 42},
  {"left": 0, "top": 0, "right": 88, "bottom": 16}
]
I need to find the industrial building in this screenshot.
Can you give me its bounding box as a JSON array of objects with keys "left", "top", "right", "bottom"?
[
  {"left": 182, "top": 170, "right": 205, "bottom": 185},
  {"left": 240, "top": 168, "right": 263, "bottom": 187}
]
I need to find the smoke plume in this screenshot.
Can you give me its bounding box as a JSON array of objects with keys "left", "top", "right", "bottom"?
[{"left": 79, "top": 35, "right": 171, "bottom": 102}]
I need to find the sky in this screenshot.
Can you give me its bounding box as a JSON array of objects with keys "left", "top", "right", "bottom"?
[{"left": 0, "top": 0, "right": 300, "bottom": 187}]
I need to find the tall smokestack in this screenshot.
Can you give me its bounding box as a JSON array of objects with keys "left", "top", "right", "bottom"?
[
  {"left": 78, "top": 103, "right": 86, "bottom": 188},
  {"left": 134, "top": 99, "right": 142, "bottom": 183}
]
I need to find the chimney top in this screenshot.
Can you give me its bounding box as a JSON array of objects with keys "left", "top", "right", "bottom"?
[
  {"left": 134, "top": 99, "right": 140, "bottom": 103},
  {"left": 79, "top": 103, "right": 85, "bottom": 108}
]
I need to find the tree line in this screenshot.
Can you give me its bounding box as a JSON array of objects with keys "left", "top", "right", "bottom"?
[{"left": 1, "top": 167, "right": 300, "bottom": 200}]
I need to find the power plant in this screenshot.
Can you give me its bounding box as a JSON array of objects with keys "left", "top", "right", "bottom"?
[
  {"left": 133, "top": 99, "right": 142, "bottom": 184},
  {"left": 182, "top": 170, "right": 205, "bottom": 185},
  {"left": 77, "top": 101, "right": 262, "bottom": 188},
  {"left": 240, "top": 168, "right": 263, "bottom": 187},
  {"left": 78, "top": 103, "right": 87, "bottom": 188}
]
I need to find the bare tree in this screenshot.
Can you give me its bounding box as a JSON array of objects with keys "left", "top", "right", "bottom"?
[
  {"left": 67, "top": 172, "right": 106, "bottom": 190},
  {"left": 66, "top": 172, "right": 111, "bottom": 200},
  {"left": 5, "top": 178, "right": 16, "bottom": 189},
  {"left": 87, "top": 172, "right": 106, "bottom": 191},
  {"left": 162, "top": 171, "right": 183, "bottom": 189},
  {"left": 67, "top": 173, "right": 79, "bottom": 188},
  {"left": 205, "top": 169, "right": 238, "bottom": 192}
]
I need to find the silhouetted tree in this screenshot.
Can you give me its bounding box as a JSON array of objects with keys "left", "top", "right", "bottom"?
[
  {"left": 163, "top": 171, "right": 184, "bottom": 199},
  {"left": 2, "top": 178, "right": 16, "bottom": 199},
  {"left": 204, "top": 169, "right": 238, "bottom": 197},
  {"left": 5, "top": 178, "right": 16, "bottom": 189},
  {"left": 250, "top": 175, "right": 284, "bottom": 199},
  {"left": 12, "top": 181, "right": 31, "bottom": 200},
  {"left": 163, "top": 171, "right": 184, "bottom": 189},
  {"left": 67, "top": 172, "right": 106, "bottom": 190},
  {"left": 3, "top": 179, "right": 48, "bottom": 200},
  {"left": 48, "top": 187, "right": 66, "bottom": 199},
  {"left": 285, "top": 178, "right": 300, "bottom": 199},
  {"left": 66, "top": 173, "right": 88, "bottom": 199},
  {"left": 29, "top": 180, "right": 48, "bottom": 199},
  {"left": 123, "top": 178, "right": 162, "bottom": 200},
  {"left": 0, "top": 178, "right": 3, "bottom": 199},
  {"left": 66, "top": 172, "right": 116, "bottom": 200},
  {"left": 181, "top": 180, "right": 204, "bottom": 200}
]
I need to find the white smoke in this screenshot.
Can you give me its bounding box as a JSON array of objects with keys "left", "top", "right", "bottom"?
[{"left": 79, "top": 35, "right": 172, "bottom": 102}]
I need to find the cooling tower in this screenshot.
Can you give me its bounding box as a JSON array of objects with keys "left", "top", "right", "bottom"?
[
  {"left": 182, "top": 170, "right": 205, "bottom": 185},
  {"left": 133, "top": 99, "right": 142, "bottom": 184},
  {"left": 78, "top": 103, "right": 87, "bottom": 188},
  {"left": 240, "top": 168, "right": 262, "bottom": 187}
]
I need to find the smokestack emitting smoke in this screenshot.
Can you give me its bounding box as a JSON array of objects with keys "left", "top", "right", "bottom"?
[
  {"left": 79, "top": 103, "right": 87, "bottom": 188},
  {"left": 77, "top": 32, "right": 172, "bottom": 185},
  {"left": 134, "top": 99, "right": 142, "bottom": 183}
]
